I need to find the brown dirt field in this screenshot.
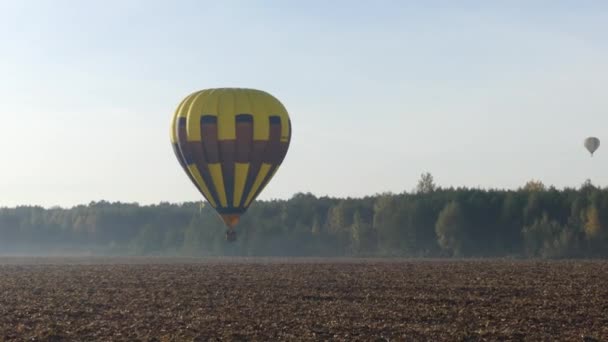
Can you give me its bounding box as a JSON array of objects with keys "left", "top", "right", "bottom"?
[{"left": 0, "top": 258, "right": 607, "bottom": 341}]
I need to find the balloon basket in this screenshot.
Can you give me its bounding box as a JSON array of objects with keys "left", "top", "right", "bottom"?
[{"left": 225, "top": 229, "right": 237, "bottom": 242}]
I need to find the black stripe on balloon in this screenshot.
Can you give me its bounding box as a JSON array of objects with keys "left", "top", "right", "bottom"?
[
  {"left": 172, "top": 142, "right": 202, "bottom": 193},
  {"left": 248, "top": 164, "right": 279, "bottom": 208},
  {"left": 176, "top": 117, "right": 220, "bottom": 206},
  {"left": 174, "top": 116, "right": 220, "bottom": 207},
  {"left": 219, "top": 141, "right": 236, "bottom": 211},
  {"left": 172, "top": 143, "right": 187, "bottom": 170},
  {"left": 239, "top": 141, "right": 266, "bottom": 208}
]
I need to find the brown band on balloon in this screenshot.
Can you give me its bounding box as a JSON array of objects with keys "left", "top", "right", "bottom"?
[
  {"left": 239, "top": 140, "right": 267, "bottom": 208},
  {"left": 235, "top": 114, "right": 253, "bottom": 162},
  {"left": 219, "top": 140, "right": 236, "bottom": 209},
  {"left": 176, "top": 118, "right": 195, "bottom": 165},
  {"left": 201, "top": 116, "right": 219, "bottom": 163},
  {"left": 262, "top": 116, "right": 283, "bottom": 164}
]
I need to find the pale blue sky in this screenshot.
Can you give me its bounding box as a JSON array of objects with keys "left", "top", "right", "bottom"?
[{"left": 1, "top": 1, "right": 607, "bottom": 207}]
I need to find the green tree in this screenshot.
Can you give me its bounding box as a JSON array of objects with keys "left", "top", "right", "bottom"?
[
  {"left": 416, "top": 172, "right": 436, "bottom": 194},
  {"left": 584, "top": 204, "right": 601, "bottom": 240},
  {"left": 435, "top": 201, "right": 467, "bottom": 256}
]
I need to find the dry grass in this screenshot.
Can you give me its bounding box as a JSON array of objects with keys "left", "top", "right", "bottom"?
[{"left": 0, "top": 258, "right": 607, "bottom": 341}]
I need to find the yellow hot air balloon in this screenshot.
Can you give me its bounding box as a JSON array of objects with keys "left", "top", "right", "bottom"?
[{"left": 170, "top": 88, "right": 292, "bottom": 241}]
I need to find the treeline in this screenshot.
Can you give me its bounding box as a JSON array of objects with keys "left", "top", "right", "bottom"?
[{"left": 1, "top": 174, "right": 607, "bottom": 258}]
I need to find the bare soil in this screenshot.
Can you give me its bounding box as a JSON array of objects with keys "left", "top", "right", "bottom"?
[{"left": 0, "top": 257, "right": 606, "bottom": 341}]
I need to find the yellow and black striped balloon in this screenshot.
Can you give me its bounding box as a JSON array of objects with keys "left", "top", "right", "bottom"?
[{"left": 170, "top": 88, "right": 291, "bottom": 229}]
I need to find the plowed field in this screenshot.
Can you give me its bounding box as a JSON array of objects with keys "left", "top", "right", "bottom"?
[{"left": 0, "top": 258, "right": 606, "bottom": 341}]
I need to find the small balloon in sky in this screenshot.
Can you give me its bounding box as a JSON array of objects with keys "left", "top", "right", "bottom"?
[{"left": 584, "top": 137, "right": 600, "bottom": 156}]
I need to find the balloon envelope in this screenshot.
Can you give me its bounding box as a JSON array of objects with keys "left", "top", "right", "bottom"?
[
  {"left": 584, "top": 137, "right": 600, "bottom": 156},
  {"left": 170, "top": 88, "right": 291, "bottom": 230}
]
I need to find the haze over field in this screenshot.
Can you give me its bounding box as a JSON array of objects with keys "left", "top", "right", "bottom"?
[{"left": 1, "top": 1, "right": 608, "bottom": 208}]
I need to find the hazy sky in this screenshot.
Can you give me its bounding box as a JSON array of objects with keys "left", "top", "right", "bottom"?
[{"left": 1, "top": 1, "right": 607, "bottom": 207}]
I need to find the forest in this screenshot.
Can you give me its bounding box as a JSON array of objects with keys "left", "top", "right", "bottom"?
[{"left": 1, "top": 174, "right": 607, "bottom": 258}]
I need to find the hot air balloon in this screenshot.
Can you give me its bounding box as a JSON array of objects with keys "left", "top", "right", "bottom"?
[
  {"left": 170, "top": 88, "right": 292, "bottom": 241},
  {"left": 584, "top": 137, "right": 600, "bottom": 156}
]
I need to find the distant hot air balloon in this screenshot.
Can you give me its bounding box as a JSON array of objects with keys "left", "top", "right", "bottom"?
[
  {"left": 584, "top": 137, "right": 600, "bottom": 156},
  {"left": 170, "top": 88, "right": 292, "bottom": 241}
]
